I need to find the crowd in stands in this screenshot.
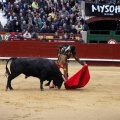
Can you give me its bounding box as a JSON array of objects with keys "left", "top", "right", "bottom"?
[
  {"left": 0, "top": 0, "right": 89, "bottom": 38},
  {"left": 85, "top": 0, "right": 120, "bottom": 4}
]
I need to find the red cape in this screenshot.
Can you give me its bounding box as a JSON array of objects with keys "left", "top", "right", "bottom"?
[{"left": 64, "top": 64, "right": 90, "bottom": 89}]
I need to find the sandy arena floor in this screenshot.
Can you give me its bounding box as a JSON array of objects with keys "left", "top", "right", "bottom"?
[{"left": 0, "top": 61, "right": 120, "bottom": 120}]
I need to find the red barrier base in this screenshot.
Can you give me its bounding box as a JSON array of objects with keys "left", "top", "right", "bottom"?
[{"left": 64, "top": 64, "right": 90, "bottom": 89}]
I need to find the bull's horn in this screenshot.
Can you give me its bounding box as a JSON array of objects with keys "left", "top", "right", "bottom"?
[{"left": 62, "top": 75, "right": 67, "bottom": 82}]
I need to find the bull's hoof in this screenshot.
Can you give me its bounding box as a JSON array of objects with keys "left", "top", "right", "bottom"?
[
  {"left": 10, "top": 87, "right": 13, "bottom": 90},
  {"left": 41, "top": 88, "right": 44, "bottom": 91},
  {"left": 55, "top": 86, "right": 60, "bottom": 89},
  {"left": 6, "top": 86, "right": 9, "bottom": 91}
]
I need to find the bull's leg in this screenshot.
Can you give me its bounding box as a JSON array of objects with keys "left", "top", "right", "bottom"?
[
  {"left": 40, "top": 80, "right": 44, "bottom": 91},
  {"left": 6, "top": 73, "right": 20, "bottom": 91},
  {"left": 6, "top": 79, "right": 10, "bottom": 91}
]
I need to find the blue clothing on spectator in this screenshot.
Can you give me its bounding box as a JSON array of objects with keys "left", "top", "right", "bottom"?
[
  {"left": 78, "top": 0, "right": 82, "bottom": 4},
  {"left": 0, "top": 35, "right": 2, "bottom": 41}
]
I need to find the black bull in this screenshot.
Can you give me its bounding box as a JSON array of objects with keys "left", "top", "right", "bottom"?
[{"left": 5, "top": 57, "right": 65, "bottom": 91}]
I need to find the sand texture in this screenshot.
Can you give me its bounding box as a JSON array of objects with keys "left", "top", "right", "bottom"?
[{"left": 0, "top": 62, "right": 120, "bottom": 120}]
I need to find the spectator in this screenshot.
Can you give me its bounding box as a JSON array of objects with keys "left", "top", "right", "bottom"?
[
  {"left": 27, "top": 23, "right": 34, "bottom": 33},
  {"left": 0, "top": 22, "right": 4, "bottom": 32},
  {"left": 14, "top": 21, "right": 21, "bottom": 32},
  {"left": 18, "top": 0, "right": 25, "bottom": 10},
  {"left": 69, "top": 32, "right": 75, "bottom": 39},
  {"left": 80, "top": 17, "right": 89, "bottom": 31},
  {"left": 4, "top": 20, "right": 13, "bottom": 32},
  {"left": 78, "top": 0, "right": 82, "bottom": 3},
  {"left": 14, "top": 4, "right": 20, "bottom": 15},
  {"left": 17, "top": 33, "right": 24, "bottom": 38},
  {"left": 47, "top": 0, "right": 53, "bottom": 7},
  {"left": 3, "top": 2, "right": 11, "bottom": 17},
  {"left": 52, "top": 18, "right": 59, "bottom": 29},
  {"left": 6, "top": 4, "right": 14, "bottom": 19},
  {"left": 40, "top": 24, "right": 50, "bottom": 33},
  {"left": 3, "top": 25, "right": 9, "bottom": 32},
  {"left": 21, "top": 20, "right": 28, "bottom": 32},
  {"left": 12, "top": 16, "right": 18, "bottom": 26},
  {"left": 19, "top": 16, "right": 25, "bottom": 24},
  {"left": 99, "top": 0, "right": 106, "bottom": 3},
  {"left": 27, "top": 9, "right": 33, "bottom": 17},
  {"left": 34, "top": 24, "right": 41, "bottom": 33},
  {"left": 59, "top": 0, "right": 66, "bottom": 9},
  {"left": 62, "top": 23, "right": 70, "bottom": 33},
  {"left": 49, "top": 11, "right": 55, "bottom": 20},
  {"left": 72, "top": 3, "right": 80, "bottom": 13},
  {"left": 75, "top": 21, "right": 82, "bottom": 33},
  {"left": 67, "top": 13, "right": 76, "bottom": 26},
  {"left": 38, "top": 0, "right": 47, "bottom": 8},
  {"left": 85, "top": 0, "right": 92, "bottom": 3},
  {"left": 43, "top": 5, "right": 49, "bottom": 15},
  {"left": 57, "top": 26, "right": 63, "bottom": 33},
  {"left": 0, "top": 35, "right": 3, "bottom": 41},
  {"left": 62, "top": 32, "right": 69, "bottom": 39},
  {"left": 46, "top": 16, "right": 52, "bottom": 28},
  {"left": 17, "top": 11, "right": 25, "bottom": 21},
  {"left": 41, "top": 34, "right": 48, "bottom": 42},
  {"left": 27, "top": 17, "right": 35, "bottom": 25},
  {"left": 69, "top": 25, "right": 77, "bottom": 34},
  {"left": 57, "top": 15, "right": 65, "bottom": 27},
  {"left": 32, "top": 0, "right": 39, "bottom": 10},
  {"left": 33, "top": 10, "right": 38, "bottom": 18},
  {"left": 31, "top": 31, "right": 38, "bottom": 38},
  {"left": 1, "top": 0, "right": 85, "bottom": 34},
  {"left": 53, "top": 31, "right": 59, "bottom": 38},
  {"left": 37, "top": 17, "right": 43, "bottom": 28},
  {"left": 9, "top": 32, "right": 17, "bottom": 40},
  {"left": 116, "top": 0, "right": 120, "bottom": 4},
  {"left": 41, "top": 14, "right": 47, "bottom": 22},
  {"left": 49, "top": 24, "right": 57, "bottom": 33},
  {"left": 9, "top": 12, "right": 17, "bottom": 21},
  {"left": 65, "top": 2, "right": 72, "bottom": 14},
  {"left": 0, "top": 1, "right": 3, "bottom": 11},
  {"left": 69, "top": 0, "right": 76, "bottom": 7},
  {"left": 34, "top": 17, "right": 43, "bottom": 28},
  {"left": 23, "top": 30, "right": 31, "bottom": 38}
]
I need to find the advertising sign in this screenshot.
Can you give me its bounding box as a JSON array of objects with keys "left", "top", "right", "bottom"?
[{"left": 85, "top": 3, "right": 120, "bottom": 16}]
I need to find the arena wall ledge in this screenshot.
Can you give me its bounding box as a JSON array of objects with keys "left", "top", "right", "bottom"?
[
  {"left": 0, "top": 41, "right": 120, "bottom": 66},
  {"left": 0, "top": 32, "right": 81, "bottom": 41}
]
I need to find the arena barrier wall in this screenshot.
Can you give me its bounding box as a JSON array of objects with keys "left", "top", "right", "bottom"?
[
  {"left": 0, "top": 41, "right": 120, "bottom": 66},
  {"left": 0, "top": 32, "right": 82, "bottom": 41}
]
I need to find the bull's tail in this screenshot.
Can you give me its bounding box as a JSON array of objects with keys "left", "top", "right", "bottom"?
[{"left": 5, "top": 57, "right": 16, "bottom": 77}]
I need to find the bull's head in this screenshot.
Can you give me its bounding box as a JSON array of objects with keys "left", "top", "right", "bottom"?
[{"left": 53, "top": 75, "right": 66, "bottom": 89}]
